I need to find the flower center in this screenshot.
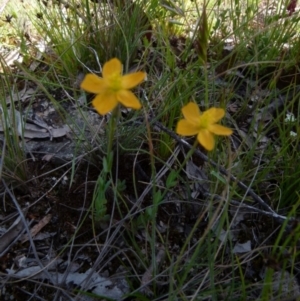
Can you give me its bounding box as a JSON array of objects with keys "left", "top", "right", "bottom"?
[
  {"left": 198, "top": 114, "right": 209, "bottom": 130},
  {"left": 108, "top": 73, "right": 122, "bottom": 91}
]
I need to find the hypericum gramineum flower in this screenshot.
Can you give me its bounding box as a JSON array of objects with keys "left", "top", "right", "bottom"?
[
  {"left": 176, "top": 102, "right": 233, "bottom": 151},
  {"left": 80, "top": 58, "right": 146, "bottom": 115}
]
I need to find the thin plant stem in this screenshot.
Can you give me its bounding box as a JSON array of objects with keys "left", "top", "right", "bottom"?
[{"left": 107, "top": 106, "right": 120, "bottom": 156}]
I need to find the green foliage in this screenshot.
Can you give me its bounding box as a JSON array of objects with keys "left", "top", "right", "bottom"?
[
  {"left": 93, "top": 174, "right": 110, "bottom": 221},
  {"left": 1, "top": 0, "right": 300, "bottom": 300},
  {"left": 0, "top": 62, "right": 28, "bottom": 183}
]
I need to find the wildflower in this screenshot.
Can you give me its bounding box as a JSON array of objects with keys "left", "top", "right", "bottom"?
[
  {"left": 176, "top": 102, "right": 232, "bottom": 151},
  {"left": 80, "top": 58, "right": 146, "bottom": 115}
]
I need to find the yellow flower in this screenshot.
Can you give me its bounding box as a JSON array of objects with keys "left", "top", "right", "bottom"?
[
  {"left": 80, "top": 58, "right": 146, "bottom": 115},
  {"left": 176, "top": 102, "right": 233, "bottom": 151}
]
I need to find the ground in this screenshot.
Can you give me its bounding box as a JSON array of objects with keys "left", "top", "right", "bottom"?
[{"left": 1, "top": 0, "right": 300, "bottom": 300}]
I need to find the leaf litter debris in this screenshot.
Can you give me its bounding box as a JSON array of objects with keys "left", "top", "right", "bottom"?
[{"left": 1, "top": 2, "right": 300, "bottom": 301}]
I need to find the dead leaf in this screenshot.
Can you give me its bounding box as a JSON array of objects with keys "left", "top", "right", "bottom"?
[
  {"left": 185, "top": 160, "right": 209, "bottom": 197},
  {"left": 141, "top": 248, "right": 165, "bottom": 296},
  {"left": 229, "top": 205, "right": 248, "bottom": 228},
  {"left": 8, "top": 266, "right": 128, "bottom": 299},
  {"left": 20, "top": 214, "right": 52, "bottom": 243},
  {"left": 32, "top": 232, "right": 56, "bottom": 240},
  {"left": 0, "top": 108, "right": 70, "bottom": 139},
  {"left": 1, "top": 48, "right": 22, "bottom": 70},
  {"left": 42, "top": 154, "right": 55, "bottom": 162},
  {"left": 232, "top": 240, "right": 251, "bottom": 253},
  {"left": 0, "top": 210, "right": 28, "bottom": 255},
  {"left": 0, "top": 108, "right": 23, "bottom": 136},
  {"left": 0, "top": 0, "right": 10, "bottom": 15},
  {"left": 51, "top": 125, "right": 70, "bottom": 138},
  {"left": 258, "top": 270, "right": 300, "bottom": 300}
]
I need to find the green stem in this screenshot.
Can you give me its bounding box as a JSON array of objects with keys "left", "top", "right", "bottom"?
[
  {"left": 204, "top": 65, "right": 209, "bottom": 107},
  {"left": 107, "top": 106, "right": 120, "bottom": 156}
]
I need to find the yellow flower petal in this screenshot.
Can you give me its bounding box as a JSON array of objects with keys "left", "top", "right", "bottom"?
[
  {"left": 198, "top": 130, "right": 215, "bottom": 151},
  {"left": 176, "top": 120, "right": 200, "bottom": 136},
  {"left": 81, "top": 58, "right": 145, "bottom": 114},
  {"left": 92, "top": 92, "right": 118, "bottom": 115},
  {"left": 203, "top": 107, "right": 225, "bottom": 123},
  {"left": 80, "top": 74, "right": 107, "bottom": 93},
  {"left": 209, "top": 124, "right": 233, "bottom": 135},
  {"left": 117, "top": 90, "right": 142, "bottom": 109},
  {"left": 121, "top": 72, "right": 146, "bottom": 89},
  {"left": 181, "top": 102, "right": 201, "bottom": 125},
  {"left": 103, "top": 58, "right": 122, "bottom": 79}
]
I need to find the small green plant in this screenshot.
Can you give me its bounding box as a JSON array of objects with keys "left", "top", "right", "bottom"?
[
  {"left": 1, "top": 0, "right": 300, "bottom": 300},
  {"left": 0, "top": 62, "right": 28, "bottom": 183},
  {"left": 80, "top": 57, "right": 146, "bottom": 221}
]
